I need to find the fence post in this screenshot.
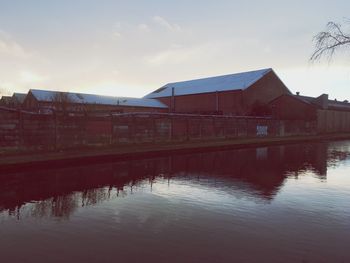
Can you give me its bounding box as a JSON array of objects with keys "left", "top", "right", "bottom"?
[
  {"left": 18, "top": 110, "right": 23, "bottom": 150},
  {"left": 54, "top": 111, "right": 58, "bottom": 150},
  {"left": 186, "top": 117, "right": 190, "bottom": 141},
  {"left": 110, "top": 113, "right": 113, "bottom": 145},
  {"left": 246, "top": 118, "right": 249, "bottom": 137},
  {"left": 152, "top": 117, "right": 156, "bottom": 143},
  {"left": 170, "top": 117, "right": 173, "bottom": 141},
  {"left": 131, "top": 115, "right": 135, "bottom": 143},
  {"left": 212, "top": 117, "right": 215, "bottom": 139}
]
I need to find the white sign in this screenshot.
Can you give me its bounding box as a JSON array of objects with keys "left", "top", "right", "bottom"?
[{"left": 256, "top": 125, "right": 268, "bottom": 136}]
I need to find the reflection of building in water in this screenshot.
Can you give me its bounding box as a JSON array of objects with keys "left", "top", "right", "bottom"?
[{"left": 1, "top": 141, "right": 349, "bottom": 218}]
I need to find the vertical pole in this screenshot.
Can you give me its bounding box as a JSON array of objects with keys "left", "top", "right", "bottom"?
[
  {"left": 170, "top": 117, "right": 173, "bottom": 141},
  {"left": 215, "top": 90, "right": 219, "bottom": 113},
  {"left": 171, "top": 87, "right": 175, "bottom": 113}
]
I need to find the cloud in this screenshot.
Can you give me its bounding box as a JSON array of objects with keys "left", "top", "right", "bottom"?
[
  {"left": 19, "top": 71, "right": 48, "bottom": 84},
  {"left": 0, "top": 31, "right": 31, "bottom": 59},
  {"left": 138, "top": 23, "right": 150, "bottom": 33},
  {"left": 152, "top": 16, "right": 181, "bottom": 32},
  {"left": 145, "top": 43, "right": 216, "bottom": 66},
  {"left": 0, "top": 82, "right": 21, "bottom": 96},
  {"left": 112, "top": 22, "right": 123, "bottom": 38},
  {"left": 113, "top": 31, "right": 122, "bottom": 38}
]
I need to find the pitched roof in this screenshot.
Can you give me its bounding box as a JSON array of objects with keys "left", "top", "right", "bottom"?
[
  {"left": 13, "top": 93, "right": 26, "bottom": 103},
  {"left": 0, "top": 96, "right": 13, "bottom": 104},
  {"left": 293, "top": 95, "right": 320, "bottom": 107},
  {"left": 144, "top": 68, "right": 273, "bottom": 99},
  {"left": 29, "top": 89, "right": 168, "bottom": 108},
  {"left": 273, "top": 94, "right": 350, "bottom": 112},
  {"left": 328, "top": 100, "right": 350, "bottom": 111},
  {"left": 296, "top": 94, "right": 350, "bottom": 111}
]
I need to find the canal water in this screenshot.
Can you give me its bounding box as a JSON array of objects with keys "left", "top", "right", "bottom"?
[{"left": 0, "top": 141, "right": 350, "bottom": 263}]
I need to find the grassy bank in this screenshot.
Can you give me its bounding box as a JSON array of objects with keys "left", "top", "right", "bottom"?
[{"left": 1, "top": 133, "right": 350, "bottom": 172}]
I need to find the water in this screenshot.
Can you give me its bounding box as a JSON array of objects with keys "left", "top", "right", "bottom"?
[{"left": 0, "top": 141, "right": 350, "bottom": 263}]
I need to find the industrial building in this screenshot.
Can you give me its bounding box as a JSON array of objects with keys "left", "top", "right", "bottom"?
[
  {"left": 1, "top": 67, "right": 350, "bottom": 132},
  {"left": 144, "top": 68, "right": 291, "bottom": 116},
  {"left": 270, "top": 93, "right": 350, "bottom": 133}
]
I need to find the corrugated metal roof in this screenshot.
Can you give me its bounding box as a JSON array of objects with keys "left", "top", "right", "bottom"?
[
  {"left": 30, "top": 89, "right": 168, "bottom": 108},
  {"left": 328, "top": 100, "right": 350, "bottom": 111},
  {"left": 0, "top": 96, "right": 12, "bottom": 103},
  {"left": 293, "top": 95, "right": 318, "bottom": 106},
  {"left": 144, "top": 68, "right": 272, "bottom": 99},
  {"left": 294, "top": 95, "right": 350, "bottom": 111},
  {"left": 13, "top": 93, "right": 26, "bottom": 103}
]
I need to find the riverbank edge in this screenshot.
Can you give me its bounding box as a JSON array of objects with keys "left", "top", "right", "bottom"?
[{"left": 1, "top": 133, "right": 350, "bottom": 172}]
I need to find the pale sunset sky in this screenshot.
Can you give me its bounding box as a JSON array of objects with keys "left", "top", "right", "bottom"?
[{"left": 0, "top": 0, "right": 350, "bottom": 99}]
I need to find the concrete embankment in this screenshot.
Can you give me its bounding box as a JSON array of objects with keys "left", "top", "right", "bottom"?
[{"left": 1, "top": 134, "right": 350, "bottom": 172}]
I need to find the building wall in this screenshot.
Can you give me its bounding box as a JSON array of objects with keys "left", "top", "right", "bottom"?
[
  {"left": 157, "top": 90, "right": 244, "bottom": 115},
  {"left": 22, "top": 93, "right": 167, "bottom": 113},
  {"left": 269, "top": 95, "right": 318, "bottom": 121},
  {"left": 218, "top": 90, "right": 245, "bottom": 115},
  {"left": 22, "top": 92, "right": 38, "bottom": 109},
  {"left": 2, "top": 109, "right": 316, "bottom": 152},
  {"left": 155, "top": 71, "right": 290, "bottom": 116},
  {"left": 242, "top": 70, "right": 291, "bottom": 112},
  {"left": 317, "top": 110, "right": 350, "bottom": 133},
  {"left": 0, "top": 96, "right": 16, "bottom": 108}
]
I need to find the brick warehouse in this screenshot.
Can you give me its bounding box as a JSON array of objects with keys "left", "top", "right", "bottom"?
[
  {"left": 2, "top": 67, "right": 350, "bottom": 153},
  {"left": 270, "top": 93, "right": 350, "bottom": 133},
  {"left": 144, "top": 68, "right": 291, "bottom": 116}
]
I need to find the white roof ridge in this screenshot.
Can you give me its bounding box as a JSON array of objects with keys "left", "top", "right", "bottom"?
[
  {"left": 29, "top": 89, "right": 168, "bottom": 108},
  {"left": 30, "top": 89, "right": 157, "bottom": 100},
  {"left": 164, "top": 68, "right": 272, "bottom": 87},
  {"left": 144, "top": 68, "right": 273, "bottom": 99}
]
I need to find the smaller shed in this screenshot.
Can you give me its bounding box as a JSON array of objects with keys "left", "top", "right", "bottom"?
[
  {"left": 0, "top": 93, "right": 27, "bottom": 108},
  {"left": 269, "top": 94, "right": 324, "bottom": 120},
  {"left": 270, "top": 93, "right": 350, "bottom": 133},
  {"left": 0, "top": 96, "right": 13, "bottom": 107},
  {"left": 13, "top": 93, "right": 27, "bottom": 105},
  {"left": 23, "top": 89, "right": 168, "bottom": 113}
]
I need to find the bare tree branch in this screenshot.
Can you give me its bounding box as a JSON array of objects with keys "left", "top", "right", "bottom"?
[
  {"left": 310, "top": 20, "right": 350, "bottom": 62},
  {"left": 51, "top": 92, "right": 72, "bottom": 112}
]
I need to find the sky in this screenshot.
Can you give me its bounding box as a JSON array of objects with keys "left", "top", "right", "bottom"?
[{"left": 1, "top": 0, "right": 350, "bottom": 100}]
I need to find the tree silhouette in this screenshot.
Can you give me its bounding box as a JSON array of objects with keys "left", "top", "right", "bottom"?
[
  {"left": 51, "top": 92, "right": 73, "bottom": 113},
  {"left": 311, "top": 20, "right": 350, "bottom": 62}
]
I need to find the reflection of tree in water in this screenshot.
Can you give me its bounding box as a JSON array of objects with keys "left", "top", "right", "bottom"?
[
  {"left": 25, "top": 184, "right": 147, "bottom": 219},
  {"left": 81, "top": 187, "right": 113, "bottom": 207},
  {"left": 1, "top": 141, "right": 350, "bottom": 219},
  {"left": 326, "top": 142, "right": 350, "bottom": 169},
  {"left": 30, "top": 194, "right": 78, "bottom": 219},
  {"left": 11, "top": 188, "right": 122, "bottom": 219}
]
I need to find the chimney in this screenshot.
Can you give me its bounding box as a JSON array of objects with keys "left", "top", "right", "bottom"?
[{"left": 296, "top": 92, "right": 300, "bottom": 96}]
